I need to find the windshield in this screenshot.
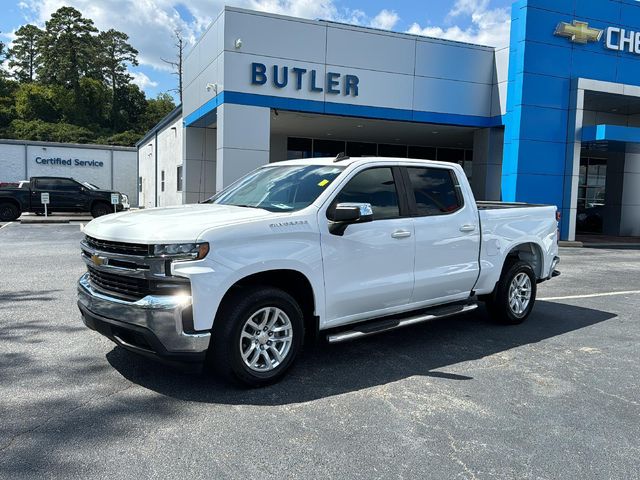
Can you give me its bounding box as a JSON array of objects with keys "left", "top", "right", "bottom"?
[
  {"left": 82, "top": 182, "right": 100, "bottom": 190},
  {"left": 207, "top": 165, "right": 345, "bottom": 212}
]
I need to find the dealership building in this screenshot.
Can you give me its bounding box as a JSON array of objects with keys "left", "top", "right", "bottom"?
[
  {"left": 0, "top": 139, "right": 138, "bottom": 205},
  {"left": 137, "top": 0, "right": 640, "bottom": 240}
]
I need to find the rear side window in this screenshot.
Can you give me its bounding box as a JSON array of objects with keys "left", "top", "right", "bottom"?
[
  {"left": 406, "top": 167, "right": 463, "bottom": 216},
  {"left": 332, "top": 167, "right": 400, "bottom": 220}
]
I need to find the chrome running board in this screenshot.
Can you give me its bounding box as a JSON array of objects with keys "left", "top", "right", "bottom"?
[{"left": 327, "top": 303, "right": 479, "bottom": 344}]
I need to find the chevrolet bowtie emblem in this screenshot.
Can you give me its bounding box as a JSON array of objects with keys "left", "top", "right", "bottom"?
[
  {"left": 555, "top": 20, "right": 603, "bottom": 44},
  {"left": 91, "top": 254, "right": 107, "bottom": 266}
]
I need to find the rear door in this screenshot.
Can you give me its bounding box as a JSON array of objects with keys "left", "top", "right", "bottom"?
[
  {"left": 403, "top": 165, "right": 480, "bottom": 305},
  {"left": 34, "top": 178, "right": 84, "bottom": 212}
]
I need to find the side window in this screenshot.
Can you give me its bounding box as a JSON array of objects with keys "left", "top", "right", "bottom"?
[
  {"left": 332, "top": 167, "right": 400, "bottom": 220},
  {"left": 407, "top": 167, "right": 464, "bottom": 216},
  {"left": 36, "top": 179, "right": 79, "bottom": 191},
  {"left": 56, "top": 179, "right": 80, "bottom": 191}
]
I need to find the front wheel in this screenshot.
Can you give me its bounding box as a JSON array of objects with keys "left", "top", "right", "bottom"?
[
  {"left": 208, "top": 286, "right": 304, "bottom": 387},
  {"left": 484, "top": 259, "right": 537, "bottom": 325},
  {"left": 91, "top": 202, "right": 111, "bottom": 218}
]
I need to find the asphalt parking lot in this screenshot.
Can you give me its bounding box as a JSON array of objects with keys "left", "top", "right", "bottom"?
[{"left": 0, "top": 223, "right": 639, "bottom": 479}]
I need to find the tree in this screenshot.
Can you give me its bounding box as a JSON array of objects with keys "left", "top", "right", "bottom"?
[
  {"left": 161, "top": 29, "right": 184, "bottom": 103},
  {"left": 8, "top": 25, "right": 43, "bottom": 83},
  {"left": 0, "top": 33, "right": 7, "bottom": 79},
  {"left": 140, "top": 92, "right": 176, "bottom": 132},
  {"left": 37, "top": 7, "right": 98, "bottom": 87},
  {"left": 97, "top": 29, "right": 138, "bottom": 128},
  {"left": 0, "top": 77, "right": 18, "bottom": 129},
  {"left": 14, "top": 83, "right": 60, "bottom": 122},
  {"left": 9, "top": 118, "right": 95, "bottom": 143}
]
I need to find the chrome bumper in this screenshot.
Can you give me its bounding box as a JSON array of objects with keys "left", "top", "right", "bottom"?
[{"left": 77, "top": 272, "right": 210, "bottom": 357}]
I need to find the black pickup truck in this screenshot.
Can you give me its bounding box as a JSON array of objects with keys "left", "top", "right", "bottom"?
[{"left": 0, "top": 177, "right": 129, "bottom": 221}]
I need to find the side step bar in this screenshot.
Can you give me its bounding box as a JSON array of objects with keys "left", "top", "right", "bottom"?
[{"left": 327, "top": 302, "right": 479, "bottom": 344}]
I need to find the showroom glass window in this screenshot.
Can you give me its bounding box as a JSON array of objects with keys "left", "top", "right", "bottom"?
[
  {"left": 333, "top": 167, "right": 400, "bottom": 220},
  {"left": 406, "top": 167, "right": 463, "bottom": 216}
]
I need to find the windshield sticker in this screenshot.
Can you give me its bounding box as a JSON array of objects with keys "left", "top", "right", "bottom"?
[{"left": 318, "top": 179, "right": 330, "bottom": 187}]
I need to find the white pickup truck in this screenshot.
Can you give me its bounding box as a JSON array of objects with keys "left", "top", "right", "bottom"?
[{"left": 78, "top": 156, "right": 560, "bottom": 386}]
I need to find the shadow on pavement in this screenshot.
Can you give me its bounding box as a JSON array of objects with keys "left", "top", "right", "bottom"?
[
  {"left": 107, "top": 301, "right": 616, "bottom": 405},
  {"left": 0, "top": 290, "right": 63, "bottom": 303}
]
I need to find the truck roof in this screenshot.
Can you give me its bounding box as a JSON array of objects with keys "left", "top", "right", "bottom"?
[{"left": 268, "top": 156, "right": 451, "bottom": 169}]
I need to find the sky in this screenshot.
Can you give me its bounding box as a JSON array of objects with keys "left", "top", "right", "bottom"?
[{"left": 0, "top": 0, "right": 514, "bottom": 101}]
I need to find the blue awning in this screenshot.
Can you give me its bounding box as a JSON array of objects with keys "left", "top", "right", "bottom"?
[{"left": 581, "top": 124, "right": 640, "bottom": 143}]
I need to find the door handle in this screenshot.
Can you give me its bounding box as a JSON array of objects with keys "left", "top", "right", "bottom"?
[
  {"left": 459, "top": 224, "right": 477, "bottom": 232},
  {"left": 391, "top": 229, "right": 412, "bottom": 239}
]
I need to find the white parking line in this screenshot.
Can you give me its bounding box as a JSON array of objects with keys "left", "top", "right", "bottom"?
[
  {"left": 540, "top": 290, "right": 640, "bottom": 301},
  {"left": 0, "top": 222, "right": 13, "bottom": 231},
  {"left": 80, "top": 223, "right": 84, "bottom": 232}
]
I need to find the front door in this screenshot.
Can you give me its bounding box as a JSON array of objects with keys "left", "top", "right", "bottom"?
[{"left": 320, "top": 166, "right": 415, "bottom": 327}]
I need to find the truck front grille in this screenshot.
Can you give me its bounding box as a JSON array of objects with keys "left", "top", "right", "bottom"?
[
  {"left": 88, "top": 266, "right": 150, "bottom": 301},
  {"left": 87, "top": 266, "right": 191, "bottom": 302},
  {"left": 85, "top": 236, "right": 150, "bottom": 256}
]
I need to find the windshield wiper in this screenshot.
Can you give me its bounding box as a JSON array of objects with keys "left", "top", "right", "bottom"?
[{"left": 231, "top": 204, "right": 264, "bottom": 210}]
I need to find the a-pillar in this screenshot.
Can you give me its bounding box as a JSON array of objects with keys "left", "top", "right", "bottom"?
[{"left": 216, "top": 104, "right": 271, "bottom": 191}]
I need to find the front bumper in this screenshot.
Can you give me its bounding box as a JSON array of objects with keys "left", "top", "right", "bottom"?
[{"left": 77, "top": 273, "right": 210, "bottom": 368}]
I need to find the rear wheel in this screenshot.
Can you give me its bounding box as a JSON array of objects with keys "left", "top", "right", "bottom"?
[
  {"left": 484, "top": 259, "right": 537, "bottom": 325},
  {"left": 91, "top": 202, "right": 111, "bottom": 218},
  {"left": 208, "top": 286, "right": 304, "bottom": 387},
  {"left": 0, "top": 202, "right": 20, "bottom": 221}
]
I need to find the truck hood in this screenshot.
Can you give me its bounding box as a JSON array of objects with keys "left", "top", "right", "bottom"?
[{"left": 83, "top": 204, "right": 273, "bottom": 244}]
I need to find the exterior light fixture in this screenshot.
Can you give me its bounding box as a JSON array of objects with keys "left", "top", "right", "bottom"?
[{"left": 235, "top": 38, "right": 242, "bottom": 49}]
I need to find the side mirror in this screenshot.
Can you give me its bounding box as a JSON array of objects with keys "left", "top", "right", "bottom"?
[{"left": 328, "top": 202, "right": 373, "bottom": 236}]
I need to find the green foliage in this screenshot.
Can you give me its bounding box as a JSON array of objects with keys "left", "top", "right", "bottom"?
[
  {"left": 0, "top": 6, "right": 177, "bottom": 146},
  {"left": 15, "top": 83, "right": 60, "bottom": 122},
  {"left": 9, "top": 119, "right": 95, "bottom": 143},
  {"left": 141, "top": 92, "right": 176, "bottom": 131},
  {"left": 8, "top": 24, "right": 43, "bottom": 83},
  {"left": 0, "top": 78, "right": 18, "bottom": 129},
  {"left": 98, "top": 130, "right": 141, "bottom": 146}
]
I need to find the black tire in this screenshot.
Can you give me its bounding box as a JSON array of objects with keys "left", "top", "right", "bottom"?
[
  {"left": 208, "top": 286, "right": 305, "bottom": 387},
  {"left": 0, "top": 202, "right": 20, "bottom": 221},
  {"left": 91, "top": 202, "right": 111, "bottom": 218},
  {"left": 484, "top": 259, "right": 537, "bottom": 325}
]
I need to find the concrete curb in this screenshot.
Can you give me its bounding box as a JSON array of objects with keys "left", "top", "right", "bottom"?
[
  {"left": 20, "top": 219, "right": 70, "bottom": 224},
  {"left": 559, "top": 241, "right": 584, "bottom": 248},
  {"left": 582, "top": 243, "right": 640, "bottom": 249}
]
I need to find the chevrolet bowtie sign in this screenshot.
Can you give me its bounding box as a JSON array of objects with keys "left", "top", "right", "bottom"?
[
  {"left": 555, "top": 20, "right": 603, "bottom": 44},
  {"left": 555, "top": 19, "right": 640, "bottom": 55}
]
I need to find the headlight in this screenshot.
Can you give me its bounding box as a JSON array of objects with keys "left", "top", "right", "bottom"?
[
  {"left": 153, "top": 242, "right": 209, "bottom": 260},
  {"left": 121, "top": 194, "right": 129, "bottom": 203}
]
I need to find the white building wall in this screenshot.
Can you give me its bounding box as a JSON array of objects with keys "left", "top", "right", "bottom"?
[
  {"left": 0, "top": 140, "right": 137, "bottom": 205},
  {"left": 0, "top": 144, "right": 27, "bottom": 182},
  {"left": 137, "top": 115, "right": 184, "bottom": 208},
  {"left": 138, "top": 141, "right": 155, "bottom": 209}
]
